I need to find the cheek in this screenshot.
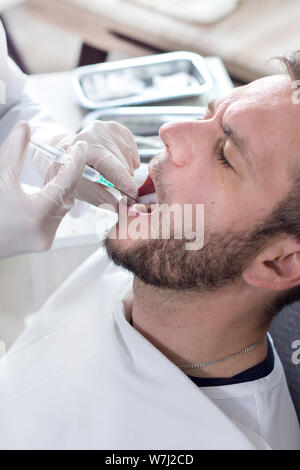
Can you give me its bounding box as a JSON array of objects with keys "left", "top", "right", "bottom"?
[
  {"left": 167, "top": 167, "right": 208, "bottom": 205},
  {"left": 206, "top": 188, "right": 272, "bottom": 235},
  {"left": 170, "top": 158, "right": 222, "bottom": 206},
  {"left": 180, "top": 170, "right": 243, "bottom": 232}
]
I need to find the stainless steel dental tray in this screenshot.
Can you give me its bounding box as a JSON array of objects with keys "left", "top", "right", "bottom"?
[
  {"left": 82, "top": 106, "right": 206, "bottom": 136},
  {"left": 73, "top": 52, "right": 213, "bottom": 110}
]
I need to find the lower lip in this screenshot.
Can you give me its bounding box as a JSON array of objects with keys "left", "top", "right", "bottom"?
[{"left": 127, "top": 204, "right": 159, "bottom": 217}]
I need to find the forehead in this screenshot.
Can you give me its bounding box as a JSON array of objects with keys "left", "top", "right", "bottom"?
[{"left": 223, "top": 75, "right": 294, "bottom": 119}]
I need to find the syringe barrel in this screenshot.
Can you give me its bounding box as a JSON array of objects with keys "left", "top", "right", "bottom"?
[{"left": 82, "top": 165, "right": 101, "bottom": 183}]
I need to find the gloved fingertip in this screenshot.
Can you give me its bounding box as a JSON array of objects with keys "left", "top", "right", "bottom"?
[
  {"left": 16, "top": 121, "right": 30, "bottom": 131},
  {"left": 133, "top": 155, "right": 141, "bottom": 170},
  {"left": 12, "top": 121, "right": 31, "bottom": 146},
  {"left": 67, "top": 141, "right": 87, "bottom": 154},
  {"left": 68, "top": 142, "right": 87, "bottom": 171},
  {"left": 66, "top": 142, "right": 88, "bottom": 169},
  {"left": 44, "top": 161, "right": 60, "bottom": 184},
  {"left": 76, "top": 140, "right": 88, "bottom": 154}
]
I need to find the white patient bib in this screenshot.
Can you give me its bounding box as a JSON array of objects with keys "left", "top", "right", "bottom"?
[{"left": 0, "top": 248, "right": 299, "bottom": 450}]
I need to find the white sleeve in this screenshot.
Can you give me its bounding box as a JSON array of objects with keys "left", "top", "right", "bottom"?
[
  {"left": 0, "top": 20, "right": 26, "bottom": 138},
  {"left": 0, "top": 21, "right": 68, "bottom": 185}
]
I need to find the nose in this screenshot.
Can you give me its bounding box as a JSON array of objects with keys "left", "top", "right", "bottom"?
[{"left": 159, "top": 121, "right": 203, "bottom": 168}]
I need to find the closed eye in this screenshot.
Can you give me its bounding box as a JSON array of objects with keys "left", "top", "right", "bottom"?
[
  {"left": 197, "top": 110, "right": 235, "bottom": 170},
  {"left": 217, "top": 147, "right": 232, "bottom": 168}
]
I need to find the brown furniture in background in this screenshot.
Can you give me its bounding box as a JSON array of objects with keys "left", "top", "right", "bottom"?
[{"left": 25, "top": 0, "right": 300, "bottom": 82}]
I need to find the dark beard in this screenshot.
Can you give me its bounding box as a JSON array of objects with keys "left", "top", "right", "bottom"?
[{"left": 103, "top": 229, "right": 267, "bottom": 292}]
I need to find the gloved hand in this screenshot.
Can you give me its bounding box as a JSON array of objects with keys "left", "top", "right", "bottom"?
[
  {"left": 0, "top": 122, "right": 87, "bottom": 260},
  {"left": 34, "top": 121, "right": 140, "bottom": 209}
]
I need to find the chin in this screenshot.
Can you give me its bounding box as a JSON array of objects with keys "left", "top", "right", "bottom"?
[{"left": 105, "top": 224, "right": 142, "bottom": 252}]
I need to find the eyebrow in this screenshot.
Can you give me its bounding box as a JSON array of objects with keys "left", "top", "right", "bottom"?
[{"left": 207, "top": 99, "right": 252, "bottom": 169}]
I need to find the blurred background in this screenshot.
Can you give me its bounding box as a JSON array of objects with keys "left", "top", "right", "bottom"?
[
  {"left": 3, "top": 0, "right": 300, "bottom": 80},
  {"left": 3, "top": 0, "right": 81, "bottom": 73}
]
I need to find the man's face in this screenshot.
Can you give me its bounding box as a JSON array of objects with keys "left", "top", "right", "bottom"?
[{"left": 105, "top": 75, "right": 300, "bottom": 290}]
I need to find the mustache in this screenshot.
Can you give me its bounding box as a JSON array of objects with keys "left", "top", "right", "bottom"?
[{"left": 150, "top": 157, "right": 169, "bottom": 204}]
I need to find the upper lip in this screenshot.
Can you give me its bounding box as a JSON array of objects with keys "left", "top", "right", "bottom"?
[{"left": 148, "top": 150, "right": 170, "bottom": 204}]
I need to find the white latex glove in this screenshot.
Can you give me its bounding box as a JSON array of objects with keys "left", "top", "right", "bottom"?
[
  {"left": 0, "top": 122, "right": 87, "bottom": 260},
  {"left": 34, "top": 121, "right": 140, "bottom": 209}
]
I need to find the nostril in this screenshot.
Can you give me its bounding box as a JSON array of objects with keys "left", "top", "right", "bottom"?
[{"left": 166, "top": 144, "right": 188, "bottom": 168}]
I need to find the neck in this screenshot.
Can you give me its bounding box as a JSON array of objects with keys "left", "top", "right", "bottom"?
[{"left": 128, "top": 278, "right": 271, "bottom": 378}]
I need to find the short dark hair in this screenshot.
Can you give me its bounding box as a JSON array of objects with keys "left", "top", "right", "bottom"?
[
  {"left": 277, "top": 51, "right": 300, "bottom": 81},
  {"left": 262, "top": 51, "right": 300, "bottom": 320}
]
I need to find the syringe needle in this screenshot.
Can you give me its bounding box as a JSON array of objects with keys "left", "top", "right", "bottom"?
[{"left": 114, "top": 187, "right": 138, "bottom": 203}]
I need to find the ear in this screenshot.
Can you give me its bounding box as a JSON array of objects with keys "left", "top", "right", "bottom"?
[{"left": 243, "top": 238, "right": 300, "bottom": 291}]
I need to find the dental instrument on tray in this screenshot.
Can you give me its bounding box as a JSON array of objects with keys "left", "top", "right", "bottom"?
[{"left": 30, "top": 139, "right": 138, "bottom": 202}]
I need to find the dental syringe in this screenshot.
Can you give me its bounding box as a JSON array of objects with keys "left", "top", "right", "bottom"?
[{"left": 30, "top": 139, "right": 138, "bottom": 202}]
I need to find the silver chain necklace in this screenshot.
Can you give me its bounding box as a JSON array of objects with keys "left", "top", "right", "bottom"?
[{"left": 178, "top": 337, "right": 265, "bottom": 371}]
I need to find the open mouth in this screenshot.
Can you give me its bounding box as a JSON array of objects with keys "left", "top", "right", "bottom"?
[
  {"left": 128, "top": 174, "right": 158, "bottom": 216},
  {"left": 139, "top": 173, "right": 156, "bottom": 198}
]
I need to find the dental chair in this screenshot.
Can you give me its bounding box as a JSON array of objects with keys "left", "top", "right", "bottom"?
[{"left": 269, "top": 303, "right": 300, "bottom": 424}]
